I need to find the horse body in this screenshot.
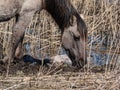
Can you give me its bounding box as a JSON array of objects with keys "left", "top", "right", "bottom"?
[
  {"left": 0, "top": 0, "right": 43, "bottom": 21},
  {"left": 0, "top": 0, "right": 23, "bottom": 21},
  {"left": 0, "top": 0, "right": 87, "bottom": 68}
]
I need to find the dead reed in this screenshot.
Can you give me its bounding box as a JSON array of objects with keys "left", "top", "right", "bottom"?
[{"left": 0, "top": 0, "right": 120, "bottom": 89}]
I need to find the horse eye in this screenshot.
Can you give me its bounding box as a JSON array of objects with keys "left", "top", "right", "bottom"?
[{"left": 74, "top": 36, "right": 80, "bottom": 41}]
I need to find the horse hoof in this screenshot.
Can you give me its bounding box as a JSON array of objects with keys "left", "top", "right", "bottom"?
[
  {"left": 2, "top": 56, "right": 9, "bottom": 63},
  {"left": 2, "top": 56, "right": 14, "bottom": 64},
  {"left": 15, "top": 54, "right": 23, "bottom": 60}
]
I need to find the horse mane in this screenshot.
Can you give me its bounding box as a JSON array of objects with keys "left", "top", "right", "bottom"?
[
  {"left": 45, "top": 0, "right": 87, "bottom": 39},
  {"left": 45, "top": 0, "right": 75, "bottom": 29}
]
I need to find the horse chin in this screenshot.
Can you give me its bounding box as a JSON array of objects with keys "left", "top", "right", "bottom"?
[{"left": 70, "top": 57, "right": 87, "bottom": 68}]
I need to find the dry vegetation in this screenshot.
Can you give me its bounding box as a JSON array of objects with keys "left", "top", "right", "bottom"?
[{"left": 0, "top": 0, "right": 120, "bottom": 89}]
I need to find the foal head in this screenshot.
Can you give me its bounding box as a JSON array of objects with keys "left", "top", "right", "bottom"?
[{"left": 62, "top": 17, "right": 87, "bottom": 68}]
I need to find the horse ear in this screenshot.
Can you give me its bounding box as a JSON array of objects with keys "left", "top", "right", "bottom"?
[{"left": 70, "top": 15, "right": 77, "bottom": 26}]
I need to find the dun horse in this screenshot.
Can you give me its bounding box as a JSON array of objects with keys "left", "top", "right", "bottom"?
[{"left": 0, "top": 0, "right": 87, "bottom": 68}]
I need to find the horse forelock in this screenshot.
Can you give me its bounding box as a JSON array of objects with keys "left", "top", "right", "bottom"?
[{"left": 45, "top": 0, "right": 74, "bottom": 30}]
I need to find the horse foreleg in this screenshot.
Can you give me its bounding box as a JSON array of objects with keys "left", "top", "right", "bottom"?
[
  {"left": 2, "top": 10, "right": 37, "bottom": 64},
  {"left": 11, "top": 11, "right": 37, "bottom": 62}
]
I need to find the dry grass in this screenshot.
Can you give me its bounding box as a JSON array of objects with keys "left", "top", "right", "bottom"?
[
  {"left": 0, "top": 71, "right": 120, "bottom": 90},
  {"left": 0, "top": 0, "right": 120, "bottom": 89}
]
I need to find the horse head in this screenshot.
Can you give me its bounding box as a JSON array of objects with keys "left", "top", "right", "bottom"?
[{"left": 62, "top": 17, "right": 87, "bottom": 68}]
